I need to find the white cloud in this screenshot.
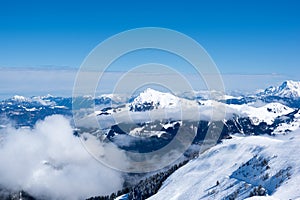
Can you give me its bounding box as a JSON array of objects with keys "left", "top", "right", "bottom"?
[{"left": 0, "top": 115, "right": 124, "bottom": 199}]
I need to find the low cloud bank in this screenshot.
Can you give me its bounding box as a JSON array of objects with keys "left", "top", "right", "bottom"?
[{"left": 0, "top": 115, "right": 123, "bottom": 199}]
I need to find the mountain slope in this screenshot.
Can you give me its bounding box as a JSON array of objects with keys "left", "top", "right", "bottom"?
[
  {"left": 227, "top": 102, "right": 294, "bottom": 125},
  {"left": 261, "top": 80, "right": 300, "bottom": 99},
  {"left": 149, "top": 130, "right": 300, "bottom": 200},
  {"left": 129, "top": 88, "right": 180, "bottom": 112}
]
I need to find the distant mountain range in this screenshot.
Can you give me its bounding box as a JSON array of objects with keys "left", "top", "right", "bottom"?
[
  {"left": 1, "top": 80, "right": 300, "bottom": 130},
  {"left": 2, "top": 80, "right": 299, "bottom": 152},
  {"left": 222, "top": 80, "right": 300, "bottom": 108},
  {"left": 260, "top": 80, "right": 300, "bottom": 98}
]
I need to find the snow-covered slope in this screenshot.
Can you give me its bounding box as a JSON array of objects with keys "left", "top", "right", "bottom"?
[
  {"left": 129, "top": 88, "right": 180, "bottom": 111},
  {"left": 149, "top": 130, "right": 300, "bottom": 200},
  {"left": 262, "top": 80, "right": 300, "bottom": 99},
  {"left": 12, "top": 95, "right": 28, "bottom": 101},
  {"left": 273, "top": 109, "right": 300, "bottom": 134},
  {"left": 227, "top": 102, "right": 294, "bottom": 125}
]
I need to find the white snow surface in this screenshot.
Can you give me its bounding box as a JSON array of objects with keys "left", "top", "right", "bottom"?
[
  {"left": 10, "top": 95, "right": 55, "bottom": 106},
  {"left": 12, "top": 95, "right": 28, "bottom": 101},
  {"left": 149, "top": 129, "right": 300, "bottom": 200},
  {"left": 273, "top": 110, "right": 300, "bottom": 134},
  {"left": 262, "top": 80, "right": 300, "bottom": 98},
  {"left": 227, "top": 102, "right": 294, "bottom": 125},
  {"left": 130, "top": 88, "right": 180, "bottom": 109}
]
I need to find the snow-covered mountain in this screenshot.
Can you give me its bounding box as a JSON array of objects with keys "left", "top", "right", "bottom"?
[
  {"left": 220, "top": 81, "right": 300, "bottom": 108},
  {"left": 227, "top": 102, "right": 294, "bottom": 125},
  {"left": 129, "top": 88, "right": 180, "bottom": 111},
  {"left": 0, "top": 94, "right": 123, "bottom": 128},
  {"left": 260, "top": 80, "right": 300, "bottom": 99},
  {"left": 149, "top": 130, "right": 300, "bottom": 200},
  {"left": 273, "top": 109, "right": 300, "bottom": 134},
  {"left": 96, "top": 89, "right": 296, "bottom": 127}
]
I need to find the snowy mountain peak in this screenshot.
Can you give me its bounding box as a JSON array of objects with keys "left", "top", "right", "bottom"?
[
  {"left": 262, "top": 80, "right": 300, "bottom": 98},
  {"left": 129, "top": 88, "right": 179, "bottom": 111},
  {"left": 12, "top": 95, "right": 28, "bottom": 101}
]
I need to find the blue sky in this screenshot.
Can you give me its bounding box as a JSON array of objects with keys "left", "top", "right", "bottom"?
[{"left": 0, "top": 0, "right": 300, "bottom": 79}]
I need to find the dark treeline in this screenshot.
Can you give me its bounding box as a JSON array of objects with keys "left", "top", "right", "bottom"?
[{"left": 87, "top": 160, "right": 189, "bottom": 200}]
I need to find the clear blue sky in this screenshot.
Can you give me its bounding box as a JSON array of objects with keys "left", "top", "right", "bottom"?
[{"left": 0, "top": 0, "right": 300, "bottom": 78}]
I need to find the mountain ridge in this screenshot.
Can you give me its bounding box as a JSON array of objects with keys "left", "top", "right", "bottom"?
[{"left": 260, "top": 80, "right": 300, "bottom": 99}]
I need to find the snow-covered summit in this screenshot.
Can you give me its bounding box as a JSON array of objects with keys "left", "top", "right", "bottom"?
[
  {"left": 262, "top": 80, "right": 300, "bottom": 99},
  {"left": 129, "top": 88, "right": 180, "bottom": 111},
  {"left": 12, "top": 95, "right": 28, "bottom": 101}
]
